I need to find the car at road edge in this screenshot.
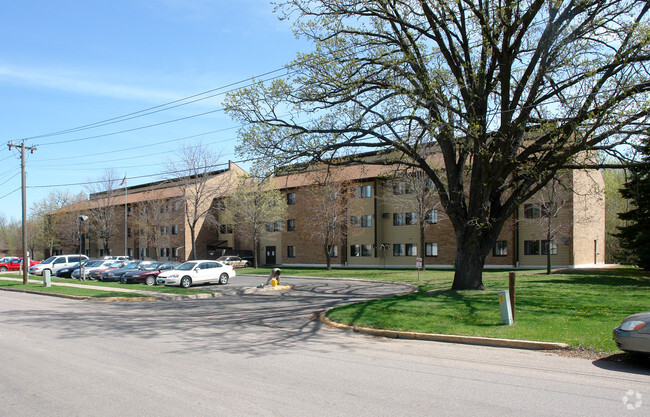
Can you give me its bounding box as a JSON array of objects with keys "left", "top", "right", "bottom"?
[{"left": 157, "top": 260, "right": 235, "bottom": 288}]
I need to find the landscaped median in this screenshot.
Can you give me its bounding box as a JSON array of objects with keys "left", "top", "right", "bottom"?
[
  {"left": 0, "top": 273, "right": 217, "bottom": 300},
  {"left": 254, "top": 266, "right": 649, "bottom": 354}
]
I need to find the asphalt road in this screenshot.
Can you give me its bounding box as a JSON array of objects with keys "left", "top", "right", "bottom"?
[{"left": 0, "top": 276, "right": 648, "bottom": 416}]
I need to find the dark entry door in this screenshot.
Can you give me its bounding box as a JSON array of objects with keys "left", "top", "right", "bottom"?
[{"left": 265, "top": 246, "right": 276, "bottom": 265}]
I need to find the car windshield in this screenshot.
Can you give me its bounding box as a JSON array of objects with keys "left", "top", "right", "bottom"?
[
  {"left": 138, "top": 262, "right": 160, "bottom": 271},
  {"left": 121, "top": 262, "right": 140, "bottom": 269},
  {"left": 42, "top": 256, "right": 57, "bottom": 264},
  {"left": 176, "top": 262, "right": 197, "bottom": 271},
  {"left": 87, "top": 260, "right": 104, "bottom": 267},
  {"left": 106, "top": 261, "right": 123, "bottom": 267}
]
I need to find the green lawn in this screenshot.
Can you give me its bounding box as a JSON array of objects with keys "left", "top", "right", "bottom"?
[{"left": 313, "top": 267, "right": 650, "bottom": 352}]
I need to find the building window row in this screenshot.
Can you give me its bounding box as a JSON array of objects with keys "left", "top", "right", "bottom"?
[
  {"left": 350, "top": 244, "right": 373, "bottom": 257},
  {"left": 393, "top": 243, "right": 418, "bottom": 257},
  {"left": 220, "top": 224, "right": 233, "bottom": 234},
  {"left": 355, "top": 185, "right": 372, "bottom": 198},
  {"left": 265, "top": 221, "right": 282, "bottom": 232},
  {"left": 524, "top": 240, "right": 557, "bottom": 255}
]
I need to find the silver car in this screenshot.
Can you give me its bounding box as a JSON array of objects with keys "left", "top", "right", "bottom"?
[{"left": 613, "top": 312, "right": 650, "bottom": 354}]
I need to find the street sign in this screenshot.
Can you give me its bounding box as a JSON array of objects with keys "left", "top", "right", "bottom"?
[{"left": 416, "top": 258, "right": 423, "bottom": 269}]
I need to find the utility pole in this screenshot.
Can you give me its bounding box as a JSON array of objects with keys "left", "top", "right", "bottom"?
[{"left": 7, "top": 140, "right": 37, "bottom": 284}]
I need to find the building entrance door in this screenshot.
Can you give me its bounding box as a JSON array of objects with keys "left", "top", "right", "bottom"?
[{"left": 265, "top": 246, "right": 276, "bottom": 265}]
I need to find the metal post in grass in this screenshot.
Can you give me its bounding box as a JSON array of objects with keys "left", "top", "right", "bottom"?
[{"left": 509, "top": 272, "right": 516, "bottom": 321}]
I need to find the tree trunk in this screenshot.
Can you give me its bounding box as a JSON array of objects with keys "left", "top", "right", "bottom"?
[
  {"left": 451, "top": 225, "right": 495, "bottom": 290},
  {"left": 419, "top": 224, "right": 426, "bottom": 271},
  {"left": 324, "top": 242, "right": 332, "bottom": 271}
]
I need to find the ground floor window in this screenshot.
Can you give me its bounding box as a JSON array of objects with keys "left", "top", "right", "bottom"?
[
  {"left": 361, "top": 244, "right": 372, "bottom": 256},
  {"left": 524, "top": 240, "right": 540, "bottom": 255},
  {"left": 542, "top": 240, "right": 557, "bottom": 255},
  {"left": 493, "top": 241, "right": 507, "bottom": 256},
  {"left": 351, "top": 244, "right": 360, "bottom": 257},
  {"left": 328, "top": 245, "right": 338, "bottom": 258},
  {"left": 405, "top": 244, "right": 417, "bottom": 256},
  {"left": 425, "top": 242, "right": 438, "bottom": 257},
  {"left": 287, "top": 246, "right": 296, "bottom": 258}
]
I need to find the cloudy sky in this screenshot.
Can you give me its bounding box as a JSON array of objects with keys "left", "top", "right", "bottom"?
[{"left": 0, "top": 0, "right": 306, "bottom": 219}]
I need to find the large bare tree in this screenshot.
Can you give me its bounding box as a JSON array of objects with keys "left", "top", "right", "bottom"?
[
  {"left": 84, "top": 169, "right": 122, "bottom": 256},
  {"left": 29, "top": 190, "right": 86, "bottom": 258},
  {"left": 225, "top": 0, "right": 650, "bottom": 289},
  {"left": 165, "top": 142, "right": 232, "bottom": 260},
  {"left": 298, "top": 167, "right": 362, "bottom": 270},
  {"left": 221, "top": 172, "right": 287, "bottom": 268}
]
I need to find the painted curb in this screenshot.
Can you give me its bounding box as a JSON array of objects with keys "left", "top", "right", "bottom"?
[{"left": 318, "top": 311, "right": 570, "bottom": 351}]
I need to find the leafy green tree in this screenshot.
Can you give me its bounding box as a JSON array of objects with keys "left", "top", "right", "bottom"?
[
  {"left": 616, "top": 140, "right": 650, "bottom": 269},
  {"left": 226, "top": 0, "right": 650, "bottom": 289},
  {"left": 602, "top": 168, "right": 633, "bottom": 264}
]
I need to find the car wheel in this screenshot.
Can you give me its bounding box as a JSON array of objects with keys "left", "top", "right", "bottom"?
[
  {"left": 180, "top": 276, "right": 192, "bottom": 288},
  {"left": 244, "top": 262, "right": 251, "bottom": 268},
  {"left": 145, "top": 276, "right": 155, "bottom": 286},
  {"left": 218, "top": 273, "right": 229, "bottom": 285},
  {"left": 0, "top": 266, "right": 7, "bottom": 272}
]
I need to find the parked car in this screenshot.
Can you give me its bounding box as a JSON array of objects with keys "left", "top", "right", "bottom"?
[
  {"left": 88, "top": 260, "right": 125, "bottom": 280},
  {"left": 216, "top": 256, "right": 251, "bottom": 269},
  {"left": 0, "top": 256, "right": 19, "bottom": 264},
  {"left": 121, "top": 261, "right": 182, "bottom": 286},
  {"left": 102, "top": 255, "right": 132, "bottom": 261},
  {"left": 613, "top": 311, "right": 650, "bottom": 354},
  {"left": 157, "top": 260, "right": 235, "bottom": 288},
  {"left": 71, "top": 259, "right": 113, "bottom": 280},
  {"left": 99, "top": 260, "right": 143, "bottom": 282},
  {"left": 30, "top": 254, "right": 89, "bottom": 276},
  {"left": 0, "top": 258, "right": 39, "bottom": 272},
  {"left": 55, "top": 260, "right": 94, "bottom": 278}
]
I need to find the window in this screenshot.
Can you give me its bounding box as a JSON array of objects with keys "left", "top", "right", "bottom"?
[
  {"left": 287, "top": 246, "right": 296, "bottom": 258},
  {"left": 350, "top": 244, "right": 360, "bottom": 257},
  {"left": 425, "top": 178, "right": 436, "bottom": 191},
  {"left": 172, "top": 225, "right": 178, "bottom": 235},
  {"left": 493, "top": 241, "right": 508, "bottom": 256},
  {"left": 542, "top": 240, "right": 557, "bottom": 255},
  {"left": 541, "top": 202, "right": 557, "bottom": 218},
  {"left": 220, "top": 224, "right": 233, "bottom": 234},
  {"left": 425, "top": 242, "right": 438, "bottom": 257},
  {"left": 127, "top": 227, "right": 132, "bottom": 237},
  {"left": 393, "top": 182, "right": 404, "bottom": 195},
  {"left": 361, "top": 215, "right": 372, "bottom": 227},
  {"left": 160, "top": 226, "right": 169, "bottom": 235},
  {"left": 350, "top": 215, "right": 361, "bottom": 226},
  {"left": 426, "top": 209, "right": 438, "bottom": 224},
  {"left": 356, "top": 185, "right": 372, "bottom": 198},
  {"left": 524, "top": 203, "right": 541, "bottom": 219},
  {"left": 524, "top": 240, "right": 540, "bottom": 255},
  {"left": 361, "top": 244, "right": 373, "bottom": 256},
  {"left": 328, "top": 245, "right": 338, "bottom": 258},
  {"left": 287, "top": 219, "right": 295, "bottom": 231},
  {"left": 406, "top": 244, "right": 417, "bottom": 256},
  {"left": 393, "top": 244, "right": 405, "bottom": 256},
  {"left": 287, "top": 192, "right": 296, "bottom": 205},
  {"left": 266, "top": 222, "right": 282, "bottom": 232},
  {"left": 393, "top": 213, "right": 405, "bottom": 226},
  {"left": 406, "top": 212, "right": 417, "bottom": 225},
  {"left": 160, "top": 248, "right": 165, "bottom": 257}
]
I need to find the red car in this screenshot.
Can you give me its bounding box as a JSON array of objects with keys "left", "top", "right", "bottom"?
[
  {"left": 0, "top": 258, "right": 40, "bottom": 272},
  {"left": 120, "top": 262, "right": 182, "bottom": 286}
]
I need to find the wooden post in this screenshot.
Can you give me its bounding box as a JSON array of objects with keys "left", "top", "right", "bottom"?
[{"left": 508, "top": 272, "right": 516, "bottom": 321}]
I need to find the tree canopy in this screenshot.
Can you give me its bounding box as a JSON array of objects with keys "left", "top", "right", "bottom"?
[{"left": 225, "top": 0, "right": 650, "bottom": 289}]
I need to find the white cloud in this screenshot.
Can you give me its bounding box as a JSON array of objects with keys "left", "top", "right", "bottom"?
[{"left": 0, "top": 64, "right": 182, "bottom": 103}]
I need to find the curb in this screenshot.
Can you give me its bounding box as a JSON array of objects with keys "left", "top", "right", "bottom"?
[{"left": 318, "top": 311, "right": 570, "bottom": 351}]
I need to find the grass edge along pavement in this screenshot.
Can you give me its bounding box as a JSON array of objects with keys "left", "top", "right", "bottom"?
[{"left": 309, "top": 266, "right": 649, "bottom": 354}]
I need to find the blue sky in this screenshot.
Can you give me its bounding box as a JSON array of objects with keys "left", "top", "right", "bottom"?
[{"left": 0, "top": 0, "right": 306, "bottom": 220}]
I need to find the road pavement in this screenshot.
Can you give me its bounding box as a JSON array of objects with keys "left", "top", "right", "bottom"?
[{"left": 0, "top": 276, "right": 647, "bottom": 416}]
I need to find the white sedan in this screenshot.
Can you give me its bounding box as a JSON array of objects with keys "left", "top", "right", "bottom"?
[{"left": 157, "top": 260, "right": 235, "bottom": 288}]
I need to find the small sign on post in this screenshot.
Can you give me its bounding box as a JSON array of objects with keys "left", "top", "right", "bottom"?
[{"left": 415, "top": 257, "right": 423, "bottom": 281}]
